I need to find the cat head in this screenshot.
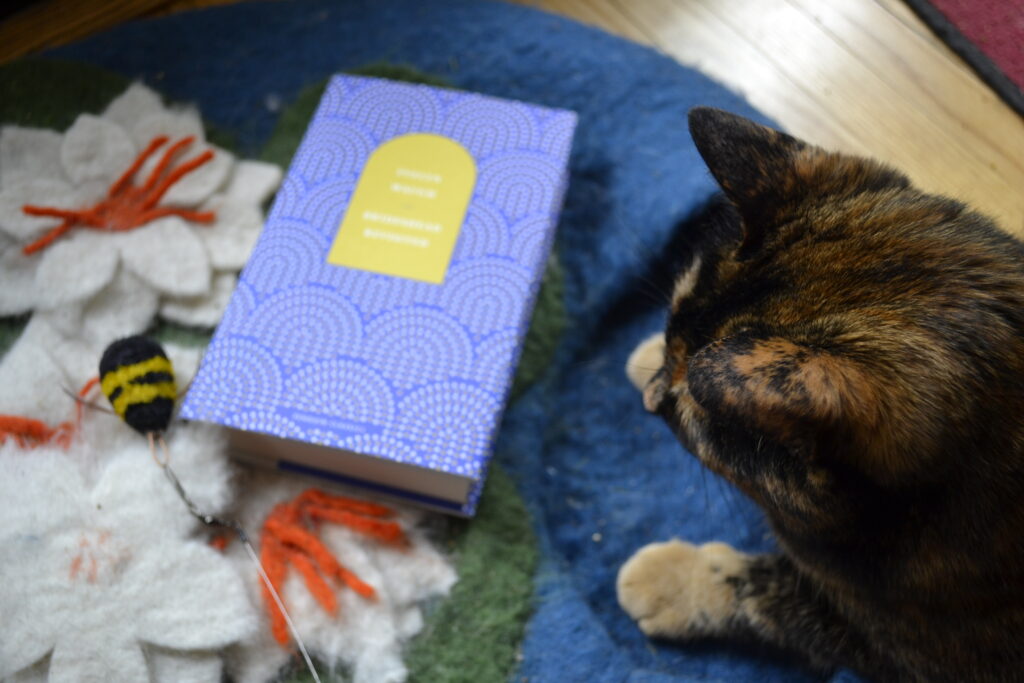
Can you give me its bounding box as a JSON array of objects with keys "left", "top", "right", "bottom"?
[{"left": 644, "top": 108, "right": 1024, "bottom": 542}]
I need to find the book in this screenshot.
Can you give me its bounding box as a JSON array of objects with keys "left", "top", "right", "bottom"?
[{"left": 181, "top": 75, "right": 577, "bottom": 515}]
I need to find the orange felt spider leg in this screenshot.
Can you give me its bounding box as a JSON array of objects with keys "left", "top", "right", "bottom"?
[
  {"left": 20, "top": 135, "right": 218, "bottom": 255},
  {"left": 265, "top": 517, "right": 343, "bottom": 574},
  {"left": 0, "top": 415, "right": 74, "bottom": 449},
  {"left": 139, "top": 136, "right": 194, "bottom": 194},
  {"left": 287, "top": 551, "right": 338, "bottom": 615},
  {"left": 305, "top": 505, "right": 407, "bottom": 546},
  {"left": 108, "top": 135, "right": 168, "bottom": 197},
  {"left": 296, "top": 489, "right": 395, "bottom": 518},
  {"left": 335, "top": 565, "right": 377, "bottom": 600},
  {"left": 266, "top": 516, "right": 379, "bottom": 601},
  {"left": 259, "top": 538, "right": 291, "bottom": 646}
]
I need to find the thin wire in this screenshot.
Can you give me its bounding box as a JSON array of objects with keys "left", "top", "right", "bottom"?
[
  {"left": 241, "top": 535, "right": 321, "bottom": 683},
  {"left": 152, "top": 435, "right": 321, "bottom": 683}
]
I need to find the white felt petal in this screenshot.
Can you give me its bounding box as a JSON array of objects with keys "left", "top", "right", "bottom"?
[
  {"left": 34, "top": 230, "right": 119, "bottom": 307},
  {"left": 101, "top": 82, "right": 165, "bottom": 132},
  {"left": 31, "top": 300, "right": 84, "bottom": 346},
  {"left": 132, "top": 542, "right": 256, "bottom": 650},
  {"left": 0, "top": 177, "right": 79, "bottom": 241},
  {"left": 0, "top": 448, "right": 88, "bottom": 537},
  {"left": 163, "top": 343, "right": 203, "bottom": 389},
  {"left": 159, "top": 422, "right": 234, "bottom": 515},
  {"left": 118, "top": 217, "right": 211, "bottom": 296},
  {"left": 197, "top": 196, "right": 263, "bottom": 269},
  {"left": 0, "top": 326, "right": 74, "bottom": 424},
  {"left": 223, "top": 160, "right": 282, "bottom": 206},
  {"left": 60, "top": 114, "right": 136, "bottom": 185},
  {"left": 146, "top": 648, "right": 224, "bottom": 683},
  {"left": 79, "top": 268, "right": 160, "bottom": 348},
  {"left": 0, "top": 245, "right": 42, "bottom": 314},
  {"left": 0, "top": 126, "right": 65, "bottom": 185},
  {"left": 131, "top": 108, "right": 205, "bottom": 150},
  {"left": 160, "top": 271, "right": 236, "bottom": 327},
  {"left": 17, "top": 315, "right": 98, "bottom": 395},
  {"left": 162, "top": 145, "right": 234, "bottom": 206},
  {"left": 48, "top": 635, "right": 148, "bottom": 683},
  {"left": 0, "top": 451, "right": 87, "bottom": 677},
  {"left": 0, "top": 624, "right": 56, "bottom": 682},
  {"left": 73, "top": 402, "right": 139, "bottom": 466},
  {"left": 93, "top": 447, "right": 191, "bottom": 543}
]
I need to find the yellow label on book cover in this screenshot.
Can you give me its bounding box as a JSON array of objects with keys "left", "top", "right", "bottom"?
[{"left": 328, "top": 133, "right": 476, "bottom": 284}]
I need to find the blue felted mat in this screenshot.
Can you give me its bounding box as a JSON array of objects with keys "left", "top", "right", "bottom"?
[{"left": 49, "top": 1, "right": 865, "bottom": 680}]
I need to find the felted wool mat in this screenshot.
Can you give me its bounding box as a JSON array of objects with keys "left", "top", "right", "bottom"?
[{"left": 15, "top": 0, "right": 874, "bottom": 680}]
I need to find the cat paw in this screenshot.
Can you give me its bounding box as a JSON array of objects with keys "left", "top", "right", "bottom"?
[
  {"left": 616, "top": 539, "right": 747, "bottom": 639},
  {"left": 625, "top": 332, "right": 665, "bottom": 391}
]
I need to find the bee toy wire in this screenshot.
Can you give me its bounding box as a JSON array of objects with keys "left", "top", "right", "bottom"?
[{"left": 147, "top": 432, "right": 322, "bottom": 683}]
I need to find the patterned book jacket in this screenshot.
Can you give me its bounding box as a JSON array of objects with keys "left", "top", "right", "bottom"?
[{"left": 182, "top": 75, "right": 576, "bottom": 514}]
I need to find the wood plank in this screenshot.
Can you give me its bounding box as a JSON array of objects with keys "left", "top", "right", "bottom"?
[
  {"left": 515, "top": 0, "right": 1024, "bottom": 233},
  {"left": 784, "top": 0, "right": 1024, "bottom": 221},
  {"left": 608, "top": 0, "right": 866, "bottom": 149},
  {"left": 696, "top": 0, "right": 1022, "bottom": 229},
  {"left": 0, "top": 0, "right": 244, "bottom": 65},
  {"left": 524, "top": 0, "right": 654, "bottom": 44},
  {"left": 0, "top": 0, "right": 173, "bottom": 64}
]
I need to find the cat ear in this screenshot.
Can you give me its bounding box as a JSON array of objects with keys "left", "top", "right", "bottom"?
[
  {"left": 687, "top": 107, "right": 908, "bottom": 255},
  {"left": 687, "top": 334, "right": 876, "bottom": 451},
  {"left": 688, "top": 108, "right": 806, "bottom": 232}
]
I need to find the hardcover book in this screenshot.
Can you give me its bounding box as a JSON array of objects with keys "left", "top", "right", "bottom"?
[{"left": 181, "top": 75, "right": 577, "bottom": 515}]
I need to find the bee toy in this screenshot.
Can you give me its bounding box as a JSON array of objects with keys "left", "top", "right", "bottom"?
[
  {"left": 99, "top": 335, "right": 177, "bottom": 435},
  {"left": 97, "top": 334, "right": 322, "bottom": 682}
]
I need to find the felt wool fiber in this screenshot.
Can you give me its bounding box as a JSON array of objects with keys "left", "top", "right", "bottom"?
[
  {"left": 0, "top": 420, "right": 255, "bottom": 682},
  {"left": 223, "top": 470, "right": 457, "bottom": 683},
  {"left": 0, "top": 81, "right": 281, "bottom": 345}
]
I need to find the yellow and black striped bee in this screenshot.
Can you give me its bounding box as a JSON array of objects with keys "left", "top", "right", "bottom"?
[{"left": 99, "top": 335, "right": 178, "bottom": 435}]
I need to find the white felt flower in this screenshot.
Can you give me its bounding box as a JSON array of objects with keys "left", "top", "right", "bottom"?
[
  {"left": 225, "top": 471, "right": 458, "bottom": 683},
  {"left": 0, "top": 424, "right": 256, "bottom": 682},
  {"left": 0, "top": 82, "right": 281, "bottom": 337}
]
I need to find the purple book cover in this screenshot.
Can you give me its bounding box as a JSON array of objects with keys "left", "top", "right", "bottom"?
[{"left": 182, "top": 75, "right": 576, "bottom": 514}]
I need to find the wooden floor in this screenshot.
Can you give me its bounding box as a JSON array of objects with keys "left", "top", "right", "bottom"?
[{"left": 3, "top": 0, "right": 1022, "bottom": 234}]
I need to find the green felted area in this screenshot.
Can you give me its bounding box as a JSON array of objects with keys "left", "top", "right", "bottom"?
[
  {"left": 0, "top": 59, "right": 133, "bottom": 131},
  {"left": 1, "top": 58, "right": 564, "bottom": 683},
  {"left": 406, "top": 463, "right": 537, "bottom": 682}
]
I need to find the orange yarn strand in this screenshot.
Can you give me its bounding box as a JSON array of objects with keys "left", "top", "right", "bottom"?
[
  {"left": 256, "top": 488, "right": 404, "bottom": 648},
  {"left": 21, "top": 219, "right": 74, "bottom": 256},
  {"left": 336, "top": 565, "right": 377, "bottom": 600},
  {"left": 260, "top": 539, "right": 290, "bottom": 646},
  {"left": 307, "top": 506, "right": 405, "bottom": 545},
  {"left": 137, "top": 207, "right": 216, "bottom": 224},
  {"left": 0, "top": 415, "right": 73, "bottom": 449},
  {"left": 108, "top": 135, "right": 168, "bottom": 197},
  {"left": 19, "top": 134, "right": 217, "bottom": 256},
  {"left": 297, "top": 489, "right": 396, "bottom": 518},
  {"left": 142, "top": 148, "right": 213, "bottom": 210},
  {"left": 140, "top": 135, "right": 195, "bottom": 193},
  {"left": 288, "top": 552, "right": 338, "bottom": 615}
]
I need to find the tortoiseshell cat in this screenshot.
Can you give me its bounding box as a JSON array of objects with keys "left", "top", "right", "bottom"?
[{"left": 617, "top": 108, "right": 1024, "bottom": 682}]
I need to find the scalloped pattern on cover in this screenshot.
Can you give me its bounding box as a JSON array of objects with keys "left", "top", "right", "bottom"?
[{"left": 183, "top": 75, "right": 576, "bottom": 497}]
